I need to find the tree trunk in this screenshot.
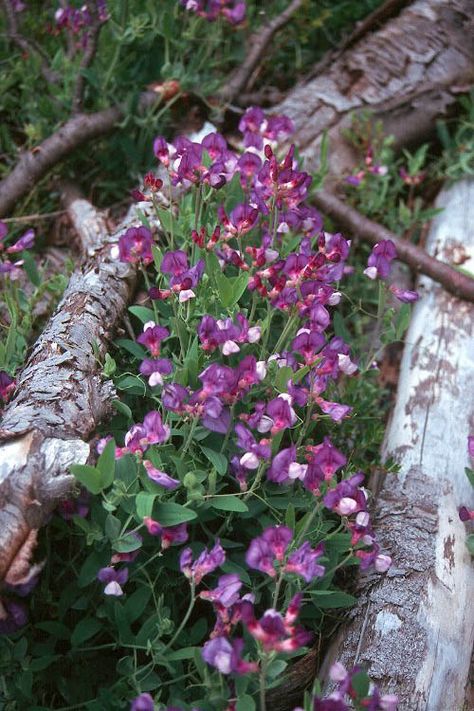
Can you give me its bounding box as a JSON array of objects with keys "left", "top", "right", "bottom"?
[
  {"left": 276, "top": 0, "right": 474, "bottom": 180},
  {"left": 320, "top": 179, "right": 474, "bottom": 710},
  {"left": 0, "top": 197, "right": 148, "bottom": 583}
]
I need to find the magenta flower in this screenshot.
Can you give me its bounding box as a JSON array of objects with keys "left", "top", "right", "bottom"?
[
  {"left": 143, "top": 518, "right": 188, "bottom": 548},
  {"left": 0, "top": 371, "right": 15, "bottom": 403},
  {"left": 124, "top": 411, "right": 170, "bottom": 454},
  {"left": 118, "top": 226, "right": 153, "bottom": 265},
  {"left": 307, "top": 437, "right": 347, "bottom": 480},
  {"left": 137, "top": 322, "right": 169, "bottom": 357},
  {"left": 468, "top": 435, "right": 474, "bottom": 459},
  {"left": 291, "top": 329, "right": 326, "bottom": 365},
  {"left": 218, "top": 203, "right": 259, "bottom": 240},
  {"left": 265, "top": 394, "right": 297, "bottom": 435},
  {"left": 323, "top": 473, "right": 366, "bottom": 516},
  {"left": 245, "top": 526, "right": 292, "bottom": 576},
  {"left": 242, "top": 593, "right": 312, "bottom": 652},
  {"left": 0, "top": 599, "right": 27, "bottom": 635},
  {"left": 267, "top": 445, "right": 307, "bottom": 484},
  {"left": 235, "top": 423, "right": 271, "bottom": 470},
  {"left": 202, "top": 636, "right": 258, "bottom": 675},
  {"left": 143, "top": 460, "right": 180, "bottom": 490},
  {"left": 5, "top": 228, "right": 35, "bottom": 253},
  {"left": 179, "top": 541, "right": 225, "bottom": 585},
  {"left": 284, "top": 541, "right": 325, "bottom": 582},
  {"left": 364, "top": 240, "right": 397, "bottom": 280},
  {"left": 459, "top": 507, "right": 474, "bottom": 522}
]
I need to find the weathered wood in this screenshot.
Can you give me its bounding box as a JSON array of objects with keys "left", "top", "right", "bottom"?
[
  {"left": 321, "top": 180, "right": 474, "bottom": 710},
  {"left": 276, "top": 0, "right": 474, "bottom": 180},
  {"left": 0, "top": 198, "right": 149, "bottom": 582}
]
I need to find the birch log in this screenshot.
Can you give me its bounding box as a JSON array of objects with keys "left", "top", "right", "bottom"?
[
  {"left": 320, "top": 180, "right": 474, "bottom": 710},
  {"left": 276, "top": 0, "right": 474, "bottom": 180},
  {"left": 0, "top": 198, "right": 149, "bottom": 583}
]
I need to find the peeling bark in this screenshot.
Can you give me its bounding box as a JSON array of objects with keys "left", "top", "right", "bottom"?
[
  {"left": 321, "top": 180, "right": 474, "bottom": 710},
  {"left": 276, "top": 0, "right": 474, "bottom": 180},
  {"left": 0, "top": 197, "right": 150, "bottom": 582}
]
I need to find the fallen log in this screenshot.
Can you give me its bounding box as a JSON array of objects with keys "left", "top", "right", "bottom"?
[
  {"left": 276, "top": 0, "right": 474, "bottom": 180},
  {"left": 0, "top": 194, "right": 149, "bottom": 582},
  {"left": 319, "top": 179, "right": 474, "bottom": 710}
]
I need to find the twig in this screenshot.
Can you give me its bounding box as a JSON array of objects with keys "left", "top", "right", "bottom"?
[
  {"left": 0, "top": 209, "right": 66, "bottom": 223},
  {"left": 313, "top": 189, "right": 474, "bottom": 302},
  {"left": 219, "top": 0, "right": 304, "bottom": 104},
  {"left": 1, "top": 0, "right": 60, "bottom": 85},
  {"left": 71, "top": 5, "right": 103, "bottom": 114},
  {"left": 0, "top": 91, "right": 159, "bottom": 219}
]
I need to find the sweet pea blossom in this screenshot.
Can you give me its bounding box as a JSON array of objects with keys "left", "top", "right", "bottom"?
[
  {"left": 235, "top": 423, "right": 271, "bottom": 470},
  {"left": 124, "top": 411, "right": 170, "bottom": 455},
  {"left": 117, "top": 226, "right": 154, "bottom": 265},
  {"left": 389, "top": 285, "right": 419, "bottom": 303},
  {"left": 137, "top": 322, "right": 169, "bottom": 357},
  {"left": 143, "top": 518, "right": 188, "bottom": 548},
  {"left": 199, "top": 573, "right": 242, "bottom": 607},
  {"left": 245, "top": 526, "right": 292, "bottom": 576},
  {"left": 130, "top": 692, "right": 154, "bottom": 711},
  {"left": 264, "top": 394, "right": 298, "bottom": 435},
  {"left": 364, "top": 240, "right": 397, "bottom": 280},
  {"left": 180, "top": 541, "right": 225, "bottom": 584},
  {"left": 97, "top": 566, "right": 128, "bottom": 596},
  {"left": 139, "top": 357, "right": 173, "bottom": 387},
  {"left": 267, "top": 445, "right": 307, "bottom": 484},
  {"left": 201, "top": 636, "right": 258, "bottom": 675},
  {"left": 242, "top": 593, "right": 312, "bottom": 652},
  {"left": 143, "top": 460, "right": 180, "bottom": 489},
  {"left": 306, "top": 437, "right": 347, "bottom": 480},
  {"left": 323, "top": 473, "right": 367, "bottom": 516},
  {"left": 217, "top": 203, "right": 259, "bottom": 240},
  {"left": 284, "top": 541, "right": 325, "bottom": 582}
]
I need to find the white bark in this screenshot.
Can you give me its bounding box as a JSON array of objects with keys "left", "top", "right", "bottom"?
[{"left": 321, "top": 179, "right": 474, "bottom": 710}]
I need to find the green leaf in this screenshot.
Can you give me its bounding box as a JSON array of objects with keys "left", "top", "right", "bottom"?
[
  {"left": 71, "top": 618, "right": 102, "bottom": 647},
  {"left": 309, "top": 590, "right": 357, "bottom": 609},
  {"left": 467, "top": 534, "right": 474, "bottom": 556},
  {"left": 157, "top": 207, "right": 173, "bottom": 233},
  {"left": 210, "top": 496, "right": 249, "bottom": 512},
  {"left": 275, "top": 366, "right": 293, "bottom": 392},
  {"left": 115, "top": 338, "right": 147, "bottom": 360},
  {"left": 115, "top": 374, "right": 146, "bottom": 396},
  {"left": 153, "top": 502, "right": 198, "bottom": 526},
  {"left": 103, "top": 353, "right": 116, "bottom": 377},
  {"left": 128, "top": 305, "right": 156, "bottom": 323},
  {"left": 351, "top": 670, "right": 370, "bottom": 698},
  {"left": 200, "top": 446, "right": 228, "bottom": 475},
  {"left": 224, "top": 173, "right": 245, "bottom": 212},
  {"left": 135, "top": 492, "right": 156, "bottom": 519},
  {"left": 97, "top": 439, "right": 116, "bottom": 489},
  {"left": 112, "top": 399, "right": 133, "bottom": 421},
  {"left": 166, "top": 646, "right": 198, "bottom": 662},
  {"left": 333, "top": 312, "right": 352, "bottom": 343},
  {"left": 236, "top": 696, "right": 256, "bottom": 711},
  {"left": 230, "top": 272, "right": 249, "bottom": 305},
  {"left": 70, "top": 464, "right": 103, "bottom": 495},
  {"left": 215, "top": 270, "right": 234, "bottom": 308},
  {"left": 285, "top": 503, "right": 295, "bottom": 530},
  {"left": 113, "top": 532, "right": 143, "bottom": 553},
  {"left": 465, "top": 467, "right": 474, "bottom": 488},
  {"left": 395, "top": 303, "right": 411, "bottom": 340},
  {"left": 125, "top": 588, "right": 152, "bottom": 624},
  {"left": 152, "top": 244, "right": 163, "bottom": 272},
  {"left": 105, "top": 514, "right": 121, "bottom": 541}
]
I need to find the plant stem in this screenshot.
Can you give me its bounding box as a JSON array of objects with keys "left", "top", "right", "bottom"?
[
  {"left": 259, "top": 654, "right": 268, "bottom": 711},
  {"left": 162, "top": 582, "right": 196, "bottom": 651},
  {"left": 181, "top": 417, "right": 199, "bottom": 458}
]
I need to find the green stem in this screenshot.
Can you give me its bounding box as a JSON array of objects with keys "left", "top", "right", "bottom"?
[
  {"left": 296, "top": 503, "right": 320, "bottom": 544},
  {"left": 273, "top": 311, "right": 298, "bottom": 355},
  {"left": 296, "top": 402, "right": 314, "bottom": 449},
  {"left": 162, "top": 582, "right": 196, "bottom": 652},
  {"left": 259, "top": 654, "right": 268, "bottom": 711},
  {"left": 181, "top": 417, "right": 199, "bottom": 458},
  {"left": 140, "top": 266, "right": 159, "bottom": 322},
  {"left": 272, "top": 570, "right": 284, "bottom": 608}
]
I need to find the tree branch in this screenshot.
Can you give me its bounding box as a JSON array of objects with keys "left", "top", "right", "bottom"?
[
  {"left": 1, "top": 0, "right": 60, "bottom": 85},
  {"left": 219, "top": 0, "right": 304, "bottom": 104},
  {"left": 0, "top": 91, "right": 159, "bottom": 219},
  {"left": 313, "top": 188, "right": 474, "bottom": 302}
]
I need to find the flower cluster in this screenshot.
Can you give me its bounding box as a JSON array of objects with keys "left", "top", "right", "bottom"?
[
  {"left": 0, "top": 221, "right": 35, "bottom": 280},
  {"left": 54, "top": 1, "right": 109, "bottom": 47},
  {"left": 178, "top": 0, "right": 246, "bottom": 25}
]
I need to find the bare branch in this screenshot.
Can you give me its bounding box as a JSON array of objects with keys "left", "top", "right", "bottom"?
[
  {"left": 313, "top": 188, "right": 474, "bottom": 302},
  {"left": 219, "top": 0, "right": 304, "bottom": 104},
  {"left": 0, "top": 91, "right": 159, "bottom": 218}
]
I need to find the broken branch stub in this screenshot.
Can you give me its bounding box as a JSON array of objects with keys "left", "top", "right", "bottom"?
[
  {"left": 0, "top": 198, "right": 148, "bottom": 582},
  {"left": 321, "top": 179, "right": 474, "bottom": 710}
]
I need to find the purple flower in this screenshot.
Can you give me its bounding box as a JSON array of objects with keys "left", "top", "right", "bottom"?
[
  {"left": 201, "top": 636, "right": 258, "bottom": 675},
  {"left": 137, "top": 322, "right": 169, "bottom": 357},
  {"left": 161, "top": 249, "right": 189, "bottom": 277},
  {"left": 389, "top": 285, "right": 419, "bottom": 303},
  {"left": 139, "top": 358, "right": 173, "bottom": 387},
  {"left": 143, "top": 460, "right": 180, "bottom": 489},
  {"left": 58, "top": 489, "right": 89, "bottom": 521},
  {"left": 162, "top": 383, "right": 189, "bottom": 412},
  {"left": 124, "top": 411, "right": 170, "bottom": 454},
  {"left": 267, "top": 445, "right": 307, "bottom": 484},
  {"left": 235, "top": 423, "right": 271, "bottom": 470},
  {"left": 118, "top": 226, "right": 153, "bottom": 265},
  {"left": 202, "top": 131, "right": 227, "bottom": 159},
  {"left": 0, "top": 599, "right": 27, "bottom": 634},
  {"left": 0, "top": 371, "right": 15, "bottom": 403},
  {"left": 6, "top": 228, "right": 35, "bottom": 253},
  {"left": 153, "top": 136, "right": 170, "bottom": 166},
  {"left": 364, "top": 240, "right": 397, "bottom": 280},
  {"left": 130, "top": 692, "right": 154, "bottom": 711},
  {"left": 243, "top": 594, "right": 312, "bottom": 652},
  {"left": 143, "top": 518, "right": 188, "bottom": 548},
  {"left": 265, "top": 394, "right": 297, "bottom": 435},
  {"left": 97, "top": 566, "right": 128, "bottom": 596},
  {"left": 245, "top": 526, "right": 293, "bottom": 576},
  {"left": 199, "top": 573, "right": 242, "bottom": 607},
  {"left": 291, "top": 329, "right": 326, "bottom": 364},
  {"left": 284, "top": 541, "right": 325, "bottom": 582},
  {"left": 218, "top": 203, "right": 259, "bottom": 240},
  {"left": 307, "top": 437, "right": 346, "bottom": 480},
  {"left": 468, "top": 435, "right": 474, "bottom": 459},
  {"left": 459, "top": 506, "right": 474, "bottom": 522},
  {"left": 199, "top": 363, "right": 235, "bottom": 398},
  {"left": 323, "top": 473, "right": 366, "bottom": 516},
  {"left": 180, "top": 541, "right": 226, "bottom": 585}
]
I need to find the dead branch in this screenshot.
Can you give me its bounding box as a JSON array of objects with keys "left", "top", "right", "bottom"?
[
  {"left": 219, "top": 0, "right": 304, "bottom": 104},
  {"left": 1, "top": 0, "right": 60, "bottom": 85},
  {"left": 0, "top": 91, "right": 159, "bottom": 219},
  {"left": 312, "top": 188, "right": 474, "bottom": 302},
  {"left": 0, "top": 194, "right": 155, "bottom": 582}
]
